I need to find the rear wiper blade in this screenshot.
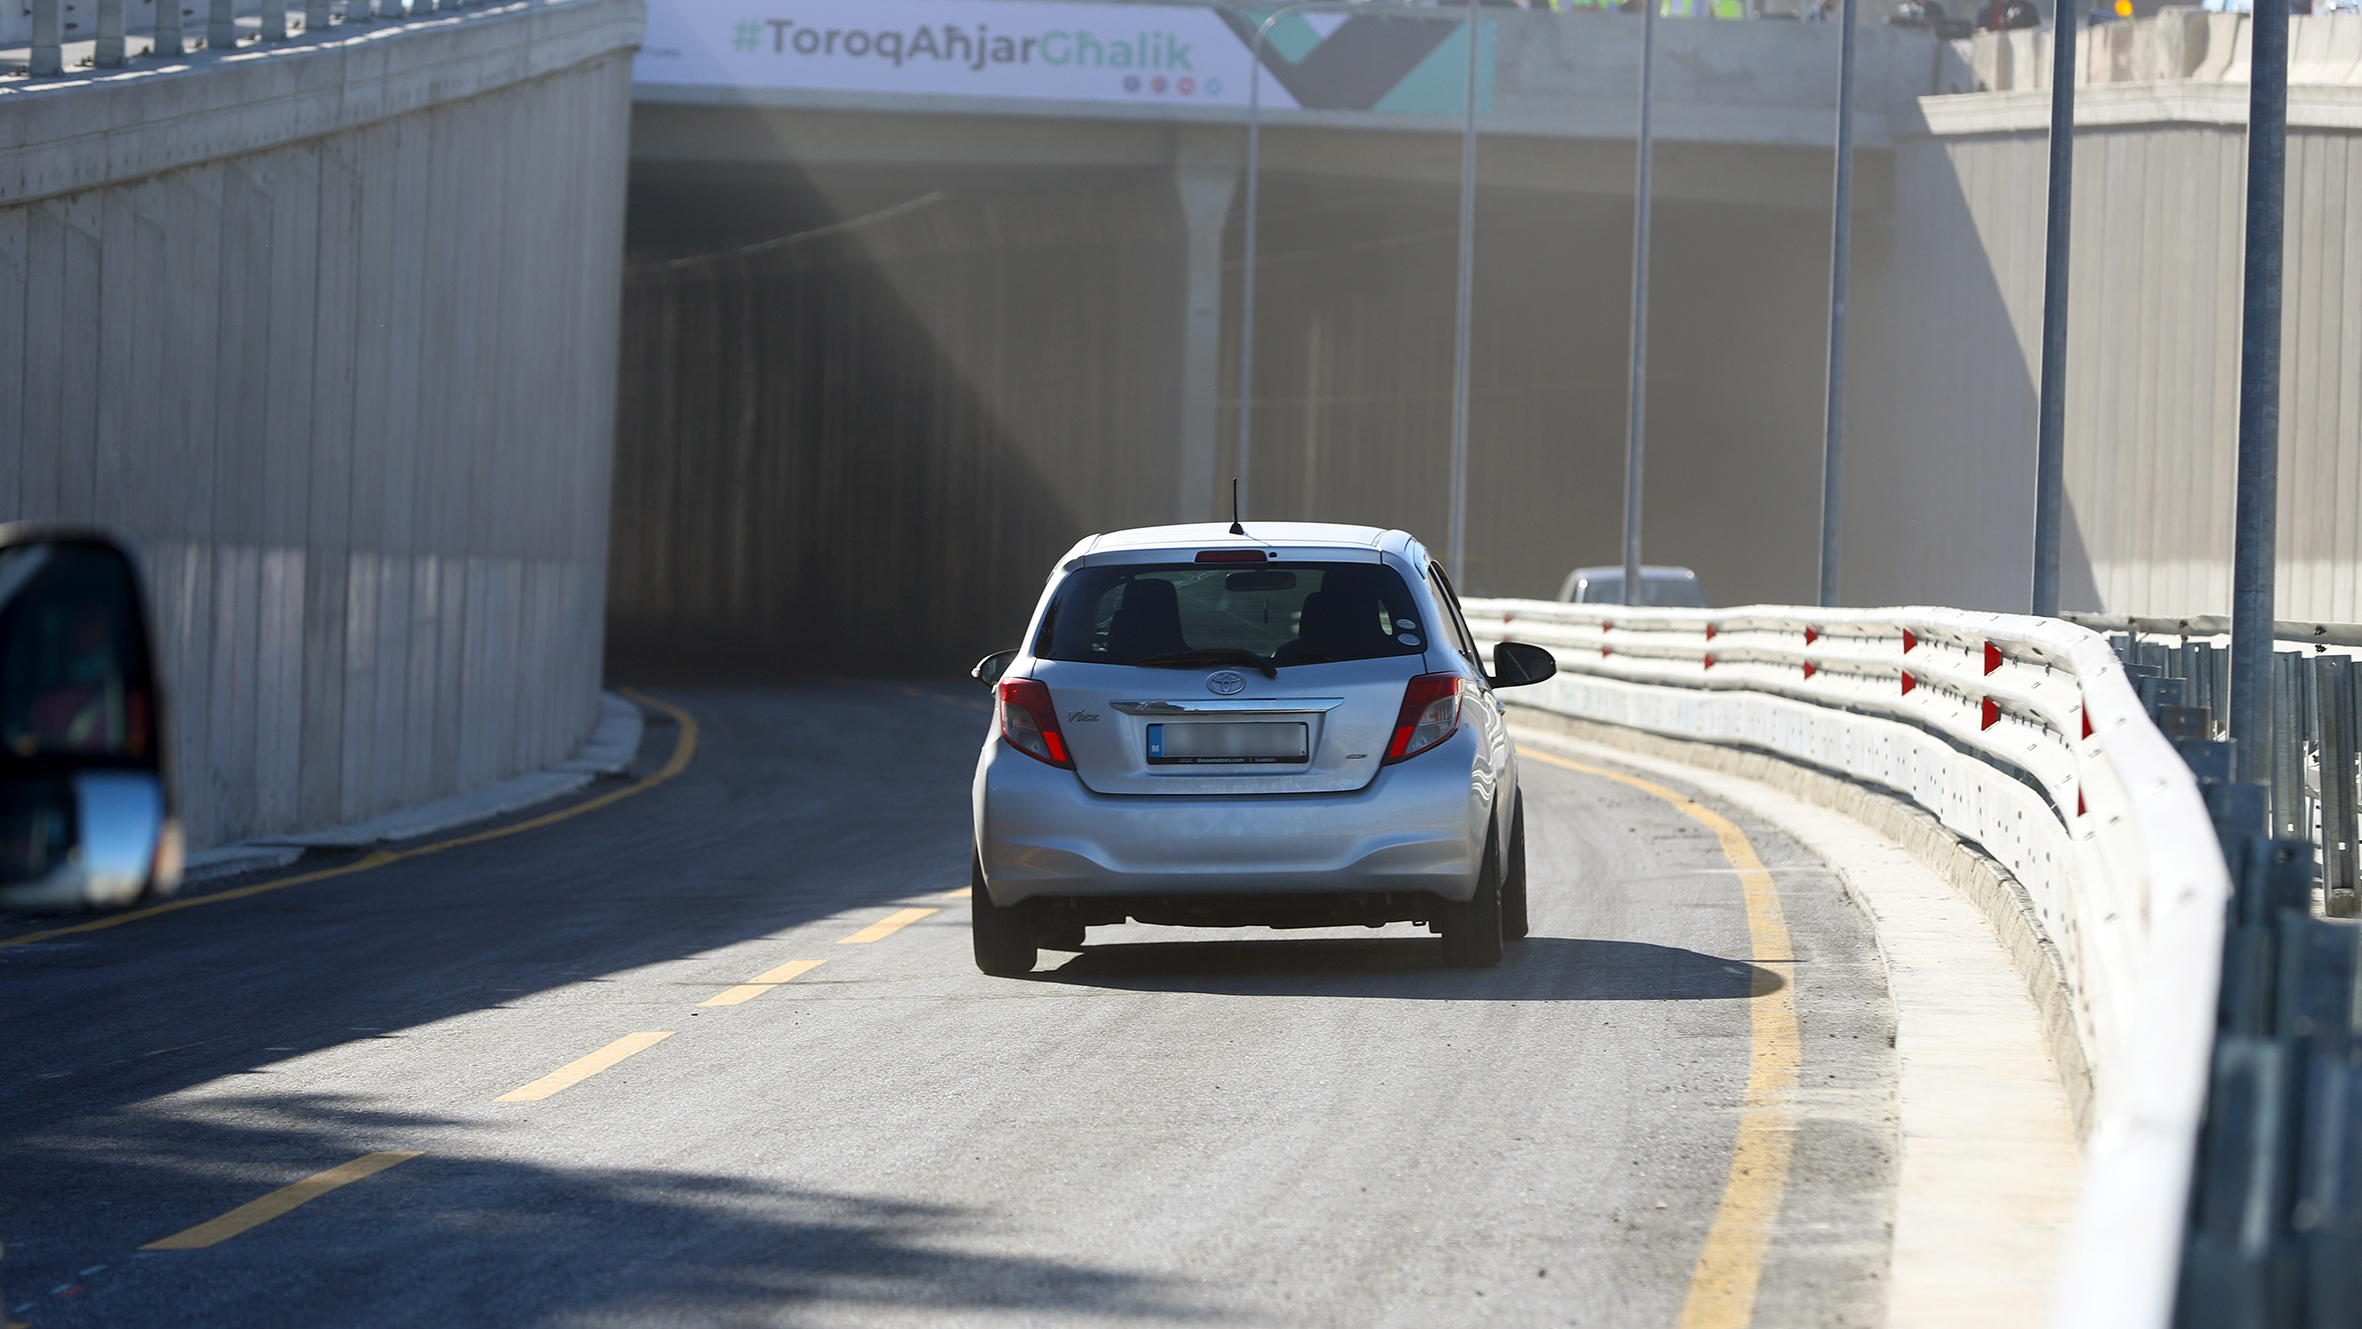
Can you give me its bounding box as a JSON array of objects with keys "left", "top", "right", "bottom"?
[{"left": 1127, "top": 649, "right": 1277, "bottom": 679}]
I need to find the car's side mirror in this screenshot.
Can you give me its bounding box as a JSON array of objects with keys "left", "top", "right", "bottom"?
[
  {"left": 972, "top": 649, "right": 1019, "bottom": 689},
  {"left": 1487, "top": 640, "right": 1558, "bottom": 689},
  {"left": 0, "top": 526, "right": 180, "bottom": 912}
]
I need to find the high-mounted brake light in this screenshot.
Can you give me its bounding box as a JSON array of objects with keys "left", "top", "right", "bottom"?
[
  {"left": 1194, "top": 550, "right": 1268, "bottom": 564},
  {"left": 1382, "top": 673, "right": 1464, "bottom": 765},
  {"left": 997, "top": 678, "right": 1071, "bottom": 768}
]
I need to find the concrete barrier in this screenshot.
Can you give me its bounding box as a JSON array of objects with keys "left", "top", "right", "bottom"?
[{"left": 1463, "top": 597, "right": 2231, "bottom": 1329}]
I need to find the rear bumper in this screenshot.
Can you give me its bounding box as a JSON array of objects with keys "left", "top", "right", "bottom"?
[{"left": 972, "top": 728, "right": 1489, "bottom": 907}]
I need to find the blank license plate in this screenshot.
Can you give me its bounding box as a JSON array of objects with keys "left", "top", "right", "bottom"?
[{"left": 1146, "top": 722, "right": 1308, "bottom": 765}]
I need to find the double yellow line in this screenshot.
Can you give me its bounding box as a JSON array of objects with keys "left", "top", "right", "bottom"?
[{"left": 1519, "top": 746, "right": 1802, "bottom": 1329}]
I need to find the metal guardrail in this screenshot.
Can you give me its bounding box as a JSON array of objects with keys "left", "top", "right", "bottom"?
[
  {"left": 13, "top": 0, "right": 486, "bottom": 79},
  {"left": 1457, "top": 597, "right": 2239, "bottom": 1329}
]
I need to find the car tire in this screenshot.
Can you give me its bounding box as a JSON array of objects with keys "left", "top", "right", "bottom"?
[
  {"left": 1439, "top": 830, "right": 1505, "bottom": 969},
  {"left": 970, "top": 854, "right": 1037, "bottom": 978},
  {"left": 1502, "top": 797, "right": 1531, "bottom": 942}
]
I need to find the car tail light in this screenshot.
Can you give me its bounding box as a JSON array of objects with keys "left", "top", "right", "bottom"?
[
  {"left": 1194, "top": 550, "right": 1267, "bottom": 563},
  {"left": 997, "top": 678, "right": 1071, "bottom": 767},
  {"left": 1383, "top": 673, "right": 1464, "bottom": 765}
]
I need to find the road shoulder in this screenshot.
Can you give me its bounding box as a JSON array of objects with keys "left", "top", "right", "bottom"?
[{"left": 1513, "top": 721, "right": 2079, "bottom": 1329}]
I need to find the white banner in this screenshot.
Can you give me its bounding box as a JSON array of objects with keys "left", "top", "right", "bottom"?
[
  {"left": 637, "top": 0, "right": 1297, "bottom": 108},
  {"left": 634, "top": 0, "right": 1496, "bottom": 114}
]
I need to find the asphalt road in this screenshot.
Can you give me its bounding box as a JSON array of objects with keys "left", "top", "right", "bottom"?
[{"left": 1, "top": 685, "right": 1898, "bottom": 1328}]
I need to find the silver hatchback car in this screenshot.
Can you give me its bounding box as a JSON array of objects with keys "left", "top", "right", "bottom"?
[{"left": 968, "top": 522, "right": 1558, "bottom": 976}]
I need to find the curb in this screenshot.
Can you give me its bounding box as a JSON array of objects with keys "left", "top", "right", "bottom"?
[{"left": 180, "top": 693, "right": 645, "bottom": 883}]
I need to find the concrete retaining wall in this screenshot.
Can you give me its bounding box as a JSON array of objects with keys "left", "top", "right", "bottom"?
[
  {"left": 0, "top": 0, "right": 642, "bottom": 852},
  {"left": 1852, "top": 12, "right": 2362, "bottom": 621}
]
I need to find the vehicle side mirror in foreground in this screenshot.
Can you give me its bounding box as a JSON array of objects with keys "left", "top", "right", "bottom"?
[
  {"left": 1487, "top": 641, "right": 1558, "bottom": 690},
  {"left": 972, "top": 649, "right": 1019, "bottom": 689},
  {"left": 0, "top": 526, "right": 180, "bottom": 911}
]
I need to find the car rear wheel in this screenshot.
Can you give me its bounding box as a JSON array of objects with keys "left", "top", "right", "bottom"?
[
  {"left": 1503, "top": 797, "right": 1530, "bottom": 942},
  {"left": 1439, "top": 830, "right": 1504, "bottom": 969},
  {"left": 970, "top": 855, "right": 1037, "bottom": 977}
]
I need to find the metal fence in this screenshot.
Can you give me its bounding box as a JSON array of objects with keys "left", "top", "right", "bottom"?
[
  {"left": 2062, "top": 612, "right": 2362, "bottom": 920},
  {"left": 14, "top": 0, "right": 496, "bottom": 78},
  {"left": 2174, "top": 768, "right": 2362, "bottom": 1328}
]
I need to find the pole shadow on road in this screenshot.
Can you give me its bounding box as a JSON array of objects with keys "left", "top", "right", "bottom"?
[{"left": 1033, "top": 936, "right": 1782, "bottom": 1002}]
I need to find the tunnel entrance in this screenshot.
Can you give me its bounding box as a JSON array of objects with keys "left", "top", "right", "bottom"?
[{"left": 610, "top": 120, "right": 1886, "bottom": 680}]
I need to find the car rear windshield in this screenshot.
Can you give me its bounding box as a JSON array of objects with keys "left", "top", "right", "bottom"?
[{"left": 1039, "top": 562, "right": 1427, "bottom": 670}]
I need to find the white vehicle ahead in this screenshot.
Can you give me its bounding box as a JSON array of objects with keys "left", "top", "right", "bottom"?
[{"left": 968, "top": 522, "right": 1559, "bottom": 976}]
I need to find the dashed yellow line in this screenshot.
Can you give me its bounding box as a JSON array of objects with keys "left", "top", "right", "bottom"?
[
  {"left": 699, "top": 958, "right": 828, "bottom": 1007},
  {"left": 837, "top": 907, "right": 937, "bottom": 944},
  {"left": 141, "top": 1151, "right": 422, "bottom": 1250},
  {"left": 1519, "top": 745, "right": 1801, "bottom": 1329},
  {"left": 0, "top": 690, "right": 699, "bottom": 953},
  {"left": 495, "top": 1031, "right": 675, "bottom": 1102}
]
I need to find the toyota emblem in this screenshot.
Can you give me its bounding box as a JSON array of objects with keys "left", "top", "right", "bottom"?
[{"left": 1205, "top": 670, "right": 1247, "bottom": 696}]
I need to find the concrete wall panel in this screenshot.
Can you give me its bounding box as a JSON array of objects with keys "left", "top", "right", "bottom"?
[
  {"left": 1877, "top": 98, "right": 2362, "bottom": 623},
  {"left": 0, "top": 1, "right": 638, "bottom": 852},
  {"left": 1869, "top": 15, "right": 2362, "bottom": 621}
]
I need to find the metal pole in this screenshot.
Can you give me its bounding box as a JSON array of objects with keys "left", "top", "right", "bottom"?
[
  {"left": 2030, "top": 0, "right": 2078, "bottom": 616},
  {"left": 1816, "top": 0, "right": 1856, "bottom": 608},
  {"left": 2230, "top": 0, "right": 2289, "bottom": 784},
  {"left": 1622, "top": 0, "right": 1657, "bottom": 608},
  {"left": 1447, "top": 0, "right": 1479, "bottom": 582},
  {"left": 1237, "top": 24, "right": 1269, "bottom": 524}
]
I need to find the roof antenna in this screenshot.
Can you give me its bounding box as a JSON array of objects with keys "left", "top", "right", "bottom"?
[{"left": 1229, "top": 477, "right": 1246, "bottom": 537}]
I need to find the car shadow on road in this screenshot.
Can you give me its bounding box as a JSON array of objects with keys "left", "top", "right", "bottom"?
[{"left": 1034, "top": 935, "right": 1784, "bottom": 1001}]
